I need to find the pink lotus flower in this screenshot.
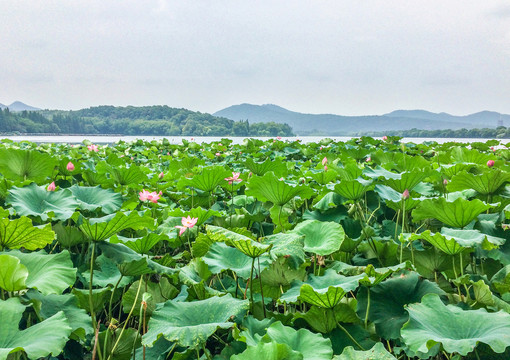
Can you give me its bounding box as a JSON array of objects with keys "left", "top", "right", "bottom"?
[
  {"left": 277, "top": 136, "right": 282, "bottom": 140},
  {"left": 322, "top": 157, "right": 328, "bottom": 166},
  {"left": 139, "top": 189, "right": 151, "bottom": 201},
  {"left": 225, "top": 172, "right": 242, "bottom": 185},
  {"left": 487, "top": 160, "right": 495, "bottom": 168},
  {"left": 324, "top": 165, "right": 328, "bottom": 171},
  {"left": 158, "top": 172, "right": 164, "bottom": 179},
  {"left": 148, "top": 191, "right": 162, "bottom": 203},
  {"left": 402, "top": 189, "right": 410, "bottom": 199},
  {"left": 382, "top": 136, "right": 388, "bottom": 141},
  {"left": 443, "top": 179, "right": 448, "bottom": 185},
  {"left": 366, "top": 156, "right": 371, "bottom": 162},
  {"left": 215, "top": 152, "right": 221, "bottom": 156},
  {"left": 175, "top": 216, "right": 198, "bottom": 236},
  {"left": 47, "top": 182, "right": 56, "bottom": 191},
  {"left": 87, "top": 144, "right": 99, "bottom": 152},
  {"left": 491, "top": 146, "right": 495, "bottom": 152},
  {"left": 66, "top": 162, "right": 75, "bottom": 171}
]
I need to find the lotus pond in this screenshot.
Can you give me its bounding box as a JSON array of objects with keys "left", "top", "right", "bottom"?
[{"left": 2, "top": 136, "right": 510, "bottom": 360}]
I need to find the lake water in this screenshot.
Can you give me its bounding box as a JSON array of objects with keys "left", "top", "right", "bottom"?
[{"left": 0, "top": 135, "right": 506, "bottom": 145}]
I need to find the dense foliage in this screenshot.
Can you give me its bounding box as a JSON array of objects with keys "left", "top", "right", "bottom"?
[
  {"left": 361, "top": 126, "right": 510, "bottom": 139},
  {"left": 0, "top": 106, "right": 294, "bottom": 136},
  {"left": 1, "top": 136, "right": 510, "bottom": 359}
]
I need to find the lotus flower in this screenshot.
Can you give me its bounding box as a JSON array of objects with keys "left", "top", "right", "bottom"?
[
  {"left": 225, "top": 172, "right": 242, "bottom": 185},
  {"left": 277, "top": 136, "right": 282, "bottom": 140},
  {"left": 215, "top": 152, "right": 221, "bottom": 156},
  {"left": 366, "top": 156, "right": 371, "bottom": 162},
  {"left": 139, "top": 189, "right": 151, "bottom": 201},
  {"left": 322, "top": 157, "right": 328, "bottom": 166},
  {"left": 47, "top": 181, "right": 56, "bottom": 191},
  {"left": 402, "top": 189, "right": 410, "bottom": 199},
  {"left": 487, "top": 160, "right": 495, "bottom": 167},
  {"left": 175, "top": 216, "right": 198, "bottom": 236},
  {"left": 66, "top": 162, "right": 75, "bottom": 171},
  {"left": 443, "top": 179, "right": 448, "bottom": 185},
  {"left": 382, "top": 136, "right": 388, "bottom": 141},
  {"left": 324, "top": 165, "right": 328, "bottom": 171},
  {"left": 158, "top": 172, "right": 164, "bottom": 179},
  {"left": 147, "top": 191, "right": 162, "bottom": 203},
  {"left": 87, "top": 144, "right": 99, "bottom": 152}
]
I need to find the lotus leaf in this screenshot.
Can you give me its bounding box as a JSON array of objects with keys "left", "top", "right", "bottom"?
[
  {"left": 0, "top": 297, "right": 72, "bottom": 360},
  {"left": 292, "top": 220, "right": 345, "bottom": 256},
  {"left": 207, "top": 225, "right": 272, "bottom": 258},
  {"left": 8, "top": 250, "right": 76, "bottom": 295},
  {"left": 334, "top": 179, "right": 373, "bottom": 201},
  {"left": 263, "top": 232, "right": 306, "bottom": 268},
  {"left": 0, "top": 216, "right": 55, "bottom": 250},
  {"left": 0, "top": 254, "right": 28, "bottom": 291},
  {"left": 185, "top": 165, "right": 231, "bottom": 192},
  {"left": 80, "top": 210, "right": 155, "bottom": 242},
  {"left": 402, "top": 293, "right": 510, "bottom": 356},
  {"left": 334, "top": 343, "right": 397, "bottom": 360},
  {"left": 7, "top": 183, "right": 79, "bottom": 221},
  {"left": 356, "top": 272, "right": 445, "bottom": 339},
  {"left": 0, "top": 148, "right": 57, "bottom": 183},
  {"left": 69, "top": 185, "right": 122, "bottom": 214},
  {"left": 142, "top": 294, "right": 249, "bottom": 348},
  {"left": 231, "top": 340, "right": 303, "bottom": 360},
  {"left": 246, "top": 171, "right": 314, "bottom": 206},
  {"left": 412, "top": 197, "right": 491, "bottom": 228},
  {"left": 448, "top": 169, "right": 510, "bottom": 195}
]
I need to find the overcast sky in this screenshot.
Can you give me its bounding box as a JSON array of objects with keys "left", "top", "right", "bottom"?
[{"left": 1, "top": 1, "right": 510, "bottom": 115}]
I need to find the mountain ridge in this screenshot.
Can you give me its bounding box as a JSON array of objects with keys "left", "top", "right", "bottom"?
[
  {"left": 0, "top": 101, "right": 41, "bottom": 111},
  {"left": 214, "top": 104, "right": 510, "bottom": 135}
]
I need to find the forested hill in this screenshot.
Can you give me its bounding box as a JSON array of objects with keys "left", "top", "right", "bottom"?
[{"left": 0, "top": 105, "right": 294, "bottom": 136}]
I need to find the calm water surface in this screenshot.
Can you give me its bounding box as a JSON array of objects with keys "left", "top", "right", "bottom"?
[{"left": 0, "top": 135, "right": 505, "bottom": 145}]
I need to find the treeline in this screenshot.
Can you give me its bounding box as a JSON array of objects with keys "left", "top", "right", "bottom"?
[
  {"left": 0, "top": 106, "right": 294, "bottom": 137},
  {"left": 359, "top": 126, "right": 510, "bottom": 139}
]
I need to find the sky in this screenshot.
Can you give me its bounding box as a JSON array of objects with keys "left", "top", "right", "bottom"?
[{"left": 1, "top": 1, "right": 510, "bottom": 116}]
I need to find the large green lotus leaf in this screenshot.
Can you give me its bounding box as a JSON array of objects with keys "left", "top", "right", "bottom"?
[
  {"left": 109, "top": 233, "right": 167, "bottom": 254},
  {"left": 412, "top": 230, "right": 463, "bottom": 255},
  {"left": 0, "top": 254, "right": 28, "bottom": 291},
  {"left": 402, "top": 247, "right": 454, "bottom": 279},
  {"left": 69, "top": 185, "right": 122, "bottom": 214},
  {"left": 96, "top": 162, "right": 147, "bottom": 186},
  {"left": 142, "top": 294, "right": 249, "bottom": 349},
  {"left": 374, "top": 185, "right": 421, "bottom": 211},
  {"left": 331, "top": 262, "right": 412, "bottom": 287},
  {"left": 203, "top": 242, "right": 270, "bottom": 279},
  {"left": 440, "top": 228, "right": 505, "bottom": 250},
  {"left": 80, "top": 210, "right": 155, "bottom": 242},
  {"left": 81, "top": 254, "right": 132, "bottom": 288},
  {"left": 412, "top": 197, "right": 491, "bottom": 228},
  {"left": 72, "top": 287, "right": 111, "bottom": 313},
  {"left": 0, "top": 216, "right": 55, "bottom": 250},
  {"left": 333, "top": 343, "right": 397, "bottom": 360},
  {"left": 491, "top": 265, "right": 510, "bottom": 295},
  {"left": 239, "top": 315, "right": 276, "bottom": 346},
  {"left": 0, "top": 297, "right": 72, "bottom": 360},
  {"left": 121, "top": 277, "right": 178, "bottom": 316},
  {"left": 356, "top": 272, "right": 446, "bottom": 340},
  {"left": 402, "top": 293, "right": 510, "bottom": 356},
  {"left": 7, "top": 183, "right": 79, "bottom": 221},
  {"left": 307, "top": 169, "right": 338, "bottom": 185},
  {"left": 363, "top": 166, "right": 401, "bottom": 180},
  {"left": 313, "top": 192, "right": 344, "bottom": 211},
  {"left": 179, "top": 258, "right": 212, "bottom": 286},
  {"left": 206, "top": 225, "right": 272, "bottom": 258},
  {"left": 382, "top": 171, "right": 430, "bottom": 193},
  {"left": 280, "top": 269, "right": 365, "bottom": 308},
  {"left": 450, "top": 146, "right": 492, "bottom": 165},
  {"left": 262, "top": 321, "right": 333, "bottom": 360},
  {"left": 53, "top": 222, "right": 87, "bottom": 248},
  {"left": 245, "top": 157, "right": 288, "bottom": 177},
  {"left": 98, "top": 242, "right": 175, "bottom": 276},
  {"left": 9, "top": 250, "right": 76, "bottom": 295},
  {"left": 185, "top": 166, "right": 231, "bottom": 192},
  {"left": 166, "top": 206, "right": 221, "bottom": 227},
  {"left": 246, "top": 172, "right": 315, "bottom": 206},
  {"left": 294, "top": 303, "right": 358, "bottom": 334},
  {"left": 263, "top": 233, "right": 306, "bottom": 269},
  {"left": 231, "top": 340, "right": 303, "bottom": 360},
  {"left": 24, "top": 289, "right": 93, "bottom": 339},
  {"left": 448, "top": 169, "right": 510, "bottom": 195},
  {"left": 292, "top": 220, "right": 345, "bottom": 256},
  {"left": 0, "top": 148, "right": 57, "bottom": 183},
  {"left": 255, "top": 257, "right": 307, "bottom": 300},
  {"left": 440, "top": 163, "right": 474, "bottom": 178},
  {"left": 334, "top": 179, "right": 373, "bottom": 201}
]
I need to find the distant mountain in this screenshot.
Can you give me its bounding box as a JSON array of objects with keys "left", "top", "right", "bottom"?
[
  {"left": 1, "top": 101, "right": 41, "bottom": 112},
  {"left": 214, "top": 104, "right": 510, "bottom": 135}
]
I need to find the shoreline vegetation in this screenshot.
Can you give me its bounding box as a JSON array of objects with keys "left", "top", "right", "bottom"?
[{"left": 1, "top": 105, "right": 510, "bottom": 138}]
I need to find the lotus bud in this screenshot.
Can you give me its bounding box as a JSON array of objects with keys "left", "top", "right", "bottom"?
[
  {"left": 487, "top": 160, "right": 495, "bottom": 168},
  {"left": 324, "top": 165, "right": 328, "bottom": 171},
  {"left": 382, "top": 136, "right": 388, "bottom": 141},
  {"left": 158, "top": 172, "right": 164, "bottom": 179},
  {"left": 66, "top": 162, "right": 75, "bottom": 171},
  {"left": 443, "top": 179, "right": 448, "bottom": 185},
  {"left": 366, "top": 156, "right": 371, "bottom": 162},
  {"left": 402, "top": 189, "right": 410, "bottom": 199},
  {"left": 322, "top": 157, "right": 328, "bottom": 166},
  {"left": 47, "top": 182, "right": 56, "bottom": 191}
]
